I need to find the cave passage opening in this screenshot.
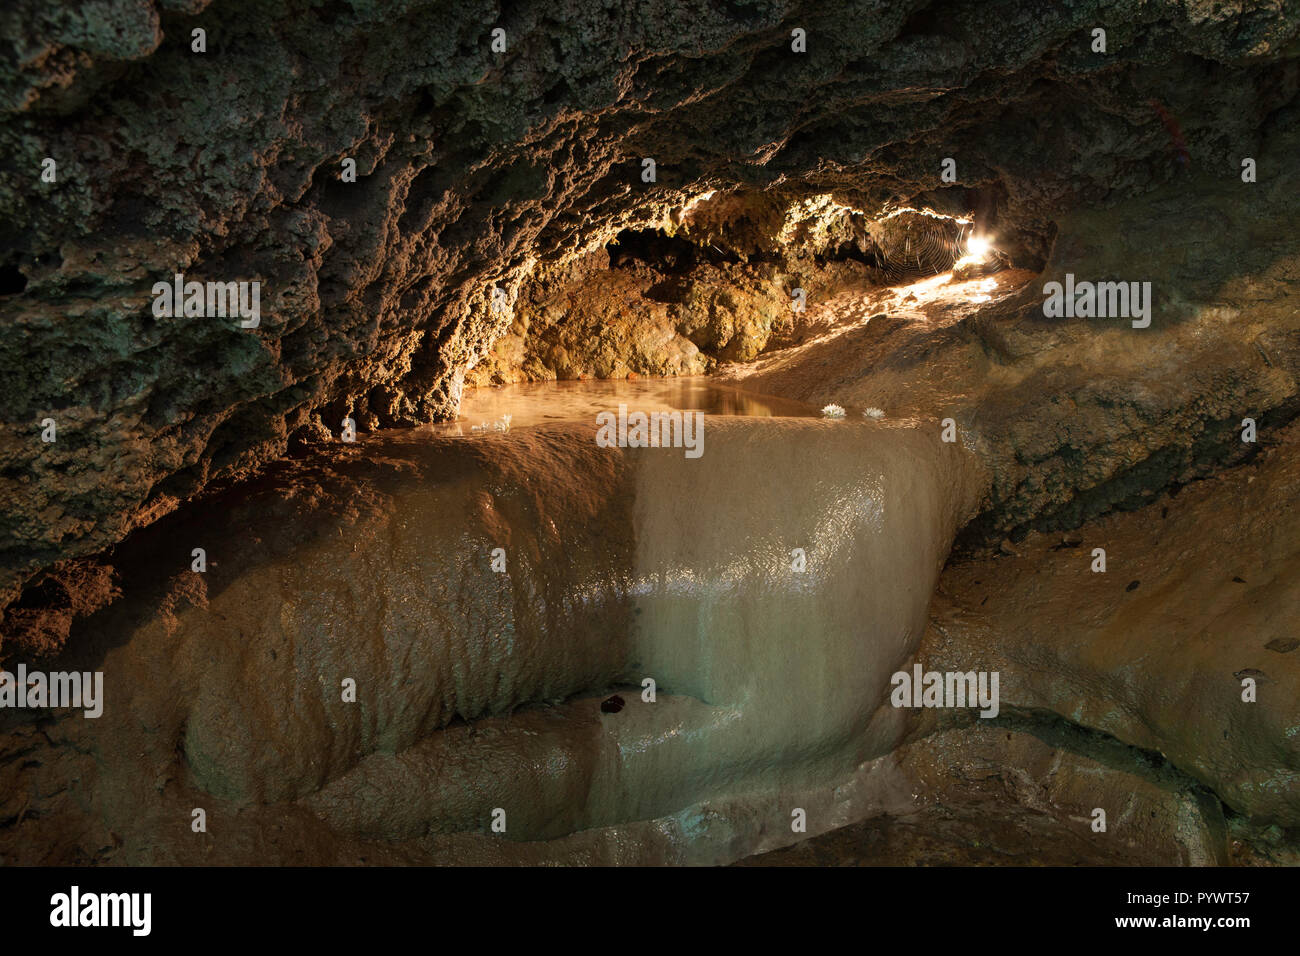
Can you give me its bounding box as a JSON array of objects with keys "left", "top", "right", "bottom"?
[{"left": 462, "top": 186, "right": 1019, "bottom": 391}]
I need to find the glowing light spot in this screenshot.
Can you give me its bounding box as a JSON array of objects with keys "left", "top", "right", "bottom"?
[{"left": 966, "top": 235, "right": 991, "bottom": 258}]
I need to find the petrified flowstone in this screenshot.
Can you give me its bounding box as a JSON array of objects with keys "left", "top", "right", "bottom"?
[{"left": 0, "top": 416, "right": 980, "bottom": 862}]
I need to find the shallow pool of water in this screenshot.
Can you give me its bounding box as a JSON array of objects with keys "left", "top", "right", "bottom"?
[{"left": 424, "top": 377, "right": 822, "bottom": 436}]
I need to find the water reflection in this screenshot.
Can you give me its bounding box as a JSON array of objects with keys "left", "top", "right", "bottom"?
[{"left": 422, "top": 377, "right": 822, "bottom": 436}]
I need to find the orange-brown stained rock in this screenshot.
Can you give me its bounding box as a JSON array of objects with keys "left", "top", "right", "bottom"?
[{"left": 918, "top": 419, "right": 1300, "bottom": 828}]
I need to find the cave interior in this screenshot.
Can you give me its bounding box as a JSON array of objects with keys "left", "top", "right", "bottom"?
[{"left": 1, "top": 0, "right": 1300, "bottom": 867}]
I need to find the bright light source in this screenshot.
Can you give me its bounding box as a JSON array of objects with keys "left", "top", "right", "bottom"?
[{"left": 966, "top": 235, "right": 991, "bottom": 258}]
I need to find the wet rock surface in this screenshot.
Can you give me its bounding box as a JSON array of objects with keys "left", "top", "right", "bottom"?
[
  {"left": 739, "top": 417, "right": 1300, "bottom": 864},
  {"left": 738, "top": 726, "right": 1229, "bottom": 866},
  {"left": 0, "top": 415, "right": 980, "bottom": 864},
  {"left": 738, "top": 431, "right": 1300, "bottom": 867}
]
